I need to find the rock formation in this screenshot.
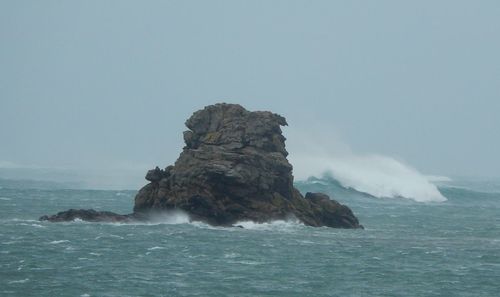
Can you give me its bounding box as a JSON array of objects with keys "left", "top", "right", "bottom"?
[
  {"left": 41, "top": 103, "right": 362, "bottom": 229},
  {"left": 40, "top": 209, "right": 135, "bottom": 223}
]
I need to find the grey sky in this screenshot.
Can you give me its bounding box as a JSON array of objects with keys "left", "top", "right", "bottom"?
[{"left": 1, "top": 1, "right": 499, "bottom": 187}]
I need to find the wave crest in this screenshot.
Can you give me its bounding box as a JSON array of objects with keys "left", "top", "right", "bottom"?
[
  {"left": 291, "top": 153, "right": 447, "bottom": 202},
  {"left": 286, "top": 128, "right": 447, "bottom": 203},
  {"left": 329, "top": 155, "right": 446, "bottom": 202}
]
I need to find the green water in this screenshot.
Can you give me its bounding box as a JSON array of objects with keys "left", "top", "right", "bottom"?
[{"left": 0, "top": 180, "right": 499, "bottom": 296}]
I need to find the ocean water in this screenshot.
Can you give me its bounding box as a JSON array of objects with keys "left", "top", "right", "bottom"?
[{"left": 1, "top": 178, "right": 499, "bottom": 297}]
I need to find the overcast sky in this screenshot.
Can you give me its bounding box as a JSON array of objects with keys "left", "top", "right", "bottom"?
[{"left": 1, "top": 1, "right": 499, "bottom": 187}]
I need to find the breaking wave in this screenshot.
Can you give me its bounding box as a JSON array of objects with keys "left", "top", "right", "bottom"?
[
  {"left": 291, "top": 154, "right": 447, "bottom": 202},
  {"left": 286, "top": 127, "right": 449, "bottom": 202}
]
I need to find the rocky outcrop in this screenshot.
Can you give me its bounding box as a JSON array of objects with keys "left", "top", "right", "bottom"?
[
  {"left": 40, "top": 103, "right": 362, "bottom": 229},
  {"left": 39, "top": 209, "right": 136, "bottom": 223},
  {"left": 133, "top": 103, "right": 362, "bottom": 228}
]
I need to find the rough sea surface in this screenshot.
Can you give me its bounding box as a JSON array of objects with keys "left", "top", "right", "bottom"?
[{"left": 1, "top": 178, "right": 499, "bottom": 297}]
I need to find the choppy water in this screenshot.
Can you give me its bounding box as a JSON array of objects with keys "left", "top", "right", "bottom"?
[{"left": 1, "top": 179, "right": 499, "bottom": 296}]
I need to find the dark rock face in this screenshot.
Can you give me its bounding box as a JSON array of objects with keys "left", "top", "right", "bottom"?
[
  {"left": 133, "top": 103, "right": 362, "bottom": 228},
  {"left": 40, "top": 103, "right": 362, "bottom": 229},
  {"left": 39, "top": 209, "right": 136, "bottom": 223}
]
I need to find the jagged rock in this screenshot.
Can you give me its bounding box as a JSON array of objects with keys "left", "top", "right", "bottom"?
[
  {"left": 40, "top": 103, "right": 362, "bottom": 229},
  {"left": 145, "top": 166, "right": 164, "bottom": 182},
  {"left": 134, "top": 103, "right": 362, "bottom": 228},
  {"left": 39, "top": 209, "right": 137, "bottom": 223}
]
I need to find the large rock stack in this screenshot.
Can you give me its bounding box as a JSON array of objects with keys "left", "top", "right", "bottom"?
[
  {"left": 41, "top": 103, "right": 362, "bottom": 229},
  {"left": 133, "top": 103, "right": 362, "bottom": 228}
]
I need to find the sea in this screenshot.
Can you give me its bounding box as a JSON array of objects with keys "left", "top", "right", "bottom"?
[{"left": 0, "top": 176, "right": 499, "bottom": 297}]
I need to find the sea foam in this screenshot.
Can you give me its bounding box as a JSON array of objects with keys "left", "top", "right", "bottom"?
[{"left": 234, "top": 219, "right": 303, "bottom": 231}]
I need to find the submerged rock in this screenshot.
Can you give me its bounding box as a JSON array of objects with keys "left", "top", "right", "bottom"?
[
  {"left": 39, "top": 209, "right": 136, "bottom": 223},
  {"left": 41, "top": 103, "right": 362, "bottom": 229}
]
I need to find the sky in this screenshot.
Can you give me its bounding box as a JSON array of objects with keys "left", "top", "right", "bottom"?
[{"left": 1, "top": 1, "right": 499, "bottom": 188}]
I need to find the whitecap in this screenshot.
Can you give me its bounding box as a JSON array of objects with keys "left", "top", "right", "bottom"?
[
  {"left": 296, "top": 240, "right": 315, "bottom": 245},
  {"left": 229, "top": 260, "right": 264, "bottom": 265},
  {"left": 189, "top": 221, "right": 218, "bottom": 230},
  {"left": 147, "top": 246, "right": 164, "bottom": 251},
  {"left": 95, "top": 234, "right": 124, "bottom": 240},
  {"left": 8, "top": 279, "right": 29, "bottom": 284},
  {"left": 49, "top": 240, "right": 70, "bottom": 244},
  {"left": 0, "top": 197, "right": 11, "bottom": 201},
  {"left": 234, "top": 219, "right": 303, "bottom": 231}
]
